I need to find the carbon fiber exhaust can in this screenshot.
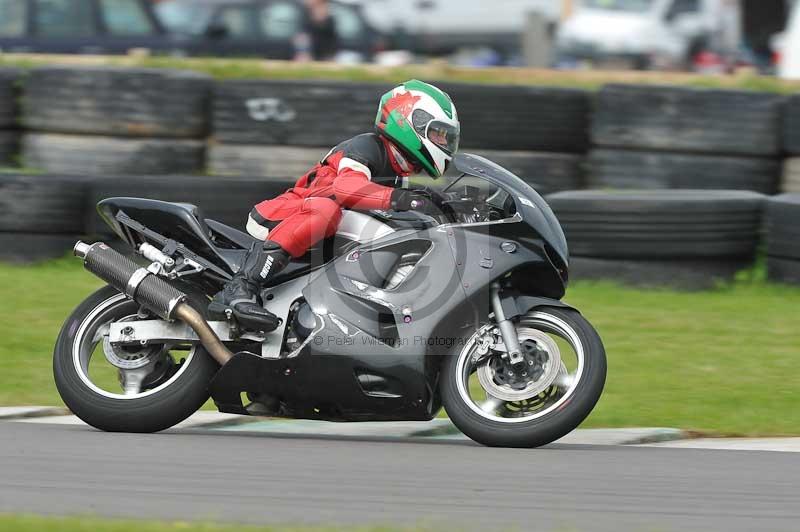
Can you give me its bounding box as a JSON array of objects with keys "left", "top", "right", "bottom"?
[
  {"left": 73, "top": 241, "right": 233, "bottom": 365},
  {"left": 74, "top": 241, "right": 185, "bottom": 320}
]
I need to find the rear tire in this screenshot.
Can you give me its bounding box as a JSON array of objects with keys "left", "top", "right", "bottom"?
[
  {"left": 53, "top": 286, "right": 218, "bottom": 433},
  {"left": 441, "top": 307, "right": 606, "bottom": 448}
]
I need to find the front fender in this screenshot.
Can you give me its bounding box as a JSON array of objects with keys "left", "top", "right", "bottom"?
[{"left": 500, "top": 293, "right": 578, "bottom": 320}]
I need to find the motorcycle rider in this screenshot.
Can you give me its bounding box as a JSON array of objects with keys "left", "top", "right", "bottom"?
[{"left": 209, "top": 80, "right": 461, "bottom": 331}]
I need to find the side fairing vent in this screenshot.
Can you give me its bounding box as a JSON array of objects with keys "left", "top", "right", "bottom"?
[{"left": 381, "top": 240, "right": 432, "bottom": 290}]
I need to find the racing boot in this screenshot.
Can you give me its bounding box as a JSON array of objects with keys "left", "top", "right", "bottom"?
[{"left": 208, "top": 241, "right": 289, "bottom": 332}]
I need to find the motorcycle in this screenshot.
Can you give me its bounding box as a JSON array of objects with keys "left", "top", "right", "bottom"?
[{"left": 54, "top": 153, "right": 606, "bottom": 448}]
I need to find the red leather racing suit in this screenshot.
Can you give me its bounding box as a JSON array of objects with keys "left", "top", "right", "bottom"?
[{"left": 248, "top": 133, "right": 415, "bottom": 258}]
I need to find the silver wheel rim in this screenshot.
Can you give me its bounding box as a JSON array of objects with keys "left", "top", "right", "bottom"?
[
  {"left": 455, "top": 311, "right": 585, "bottom": 424},
  {"left": 71, "top": 293, "right": 197, "bottom": 400}
]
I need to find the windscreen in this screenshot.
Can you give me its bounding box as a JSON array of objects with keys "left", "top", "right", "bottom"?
[
  {"left": 453, "top": 152, "right": 523, "bottom": 184},
  {"left": 453, "top": 153, "right": 569, "bottom": 265}
]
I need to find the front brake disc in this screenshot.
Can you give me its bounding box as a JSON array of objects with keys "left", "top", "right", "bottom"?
[{"left": 477, "top": 328, "right": 563, "bottom": 401}]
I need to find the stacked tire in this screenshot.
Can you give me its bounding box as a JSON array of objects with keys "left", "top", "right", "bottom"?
[
  {"left": 781, "top": 95, "right": 800, "bottom": 193},
  {"left": 0, "top": 174, "right": 90, "bottom": 262},
  {"left": 209, "top": 145, "right": 329, "bottom": 180},
  {"left": 588, "top": 150, "right": 780, "bottom": 193},
  {"left": 546, "top": 190, "right": 766, "bottom": 288},
  {"left": 0, "top": 69, "right": 21, "bottom": 166},
  {"left": 441, "top": 83, "right": 590, "bottom": 153},
  {"left": 765, "top": 194, "right": 800, "bottom": 284},
  {"left": 589, "top": 85, "right": 784, "bottom": 195},
  {"left": 209, "top": 80, "right": 589, "bottom": 194},
  {"left": 213, "top": 80, "right": 389, "bottom": 147},
  {"left": 22, "top": 67, "right": 211, "bottom": 176},
  {"left": 210, "top": 80, "right": 389, "bottom": 180},
  {"left": 467, "top": 150, "right": 583, "bottom": 195},
  {"left": 780, "top": 159, "right": 800, "bottom": 193}
]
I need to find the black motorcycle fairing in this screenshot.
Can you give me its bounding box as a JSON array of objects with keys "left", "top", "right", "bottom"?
[
  {"left": 449, "top": 224, "right": 566, "bottom": 301},
  {"left": 209, "top": 350, "right": 438, "bottom": 421},
  {"left": 211, "top": 226, "right": 468, "bottom": 420},
  {"left": 99, "top": 197, "right": 207, "bottom": 247},
  {"left": 209, "top": 214, "right": 565, "bottom": 421},
  {"left": 453, "top": 153, "right": 569, "bottom": 270},
  {"left": 366, "top": 210, "right": 438, "bottom": 231},
  {"left": 98, "top": 197, "right": 236, "bottom": 272}
]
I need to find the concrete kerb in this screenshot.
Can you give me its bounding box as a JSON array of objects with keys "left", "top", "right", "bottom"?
[
  {"left": 0, "top": 406, "right": 70, "bottom": 420},
  {"left": 203, "top": 416, "right": 691, "bottom": 446},
  {"left": 0, "top": 407, "right": 692, "bottom": 446}
]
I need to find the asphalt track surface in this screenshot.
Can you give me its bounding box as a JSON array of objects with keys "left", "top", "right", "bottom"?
[{"left": 1, "top": 422, "right": 798, "bottom": 532}]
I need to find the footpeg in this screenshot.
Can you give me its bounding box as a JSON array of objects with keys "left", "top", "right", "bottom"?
[{"left": 208, "top": 301, "right": 280, "bottom": 334}]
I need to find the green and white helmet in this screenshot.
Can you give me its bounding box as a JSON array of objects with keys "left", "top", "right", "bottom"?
[{"left": 375, "top": 80, "right": 460, "bottom": 178}]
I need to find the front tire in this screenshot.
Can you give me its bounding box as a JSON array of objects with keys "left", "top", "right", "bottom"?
[
  {"left": 53, "top": 286, "right": 218, "bottom": 433},
  {"left": 441, "top": 307, "right": 606, "bottom": 448}
]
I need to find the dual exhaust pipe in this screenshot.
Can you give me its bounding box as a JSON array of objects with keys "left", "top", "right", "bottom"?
[{"left": 74, "top": 241, "right": 233, "bottom": 366}]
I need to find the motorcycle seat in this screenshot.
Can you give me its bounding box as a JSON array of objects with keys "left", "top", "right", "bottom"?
[
  {"left": 206, "top": 218, "right": 257, "bottom": 249},
  {"left": 205, "top": 218, "right": 341, "bottom": 256}
]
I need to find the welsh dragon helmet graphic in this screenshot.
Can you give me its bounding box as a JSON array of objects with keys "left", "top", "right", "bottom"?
[{"left": 375, "top": 80, "right": 460, "bottom": 178}]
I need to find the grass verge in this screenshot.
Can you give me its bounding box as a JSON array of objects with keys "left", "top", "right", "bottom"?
[
  {"left": 2, "top": 54, "right": 800, "bottom": 92},
  {"left": 0, "top": 515, "right": 426, "bottom": 532},
  {"left": 0, "top": 257, "right": 798, "bottom": 435}
]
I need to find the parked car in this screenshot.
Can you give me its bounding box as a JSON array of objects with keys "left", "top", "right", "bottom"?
[
  {"left": 0, "top": 0, "right": 179, "bottom": 54},
  {"left": 556, "top": 0, "right": 723, "bottom": 70},
  {"left": 154, "top": 0, "right": 384, "bottom": 60},
  {"left": 337, "top": 0, "right": 561, "bottom": 59}
]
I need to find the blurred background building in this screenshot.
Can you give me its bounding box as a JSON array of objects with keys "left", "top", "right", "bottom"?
[{"left": 0, "top": 0, "right": 798, "bottom": 75}]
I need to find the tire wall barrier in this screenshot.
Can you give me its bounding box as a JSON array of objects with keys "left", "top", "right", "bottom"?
[
  {"left": 765, "top": 194, "right": 800, "bottom": 284},
  {"left": 84, "top": 175, "right": 295, "bottom": 237},
  {"left": 0, "top": 68, "right": 20, "bottom": 166},
  {"left": 782, "top": 96, "right": 800, "bottom": 193},
  {"left": 20, "top": 67, "right": 212, "bottom": 176},
  {"left": 1, "top": 65, "right": 799, "bottom": 285},
  {"left": 0, "top": 172, "right": 295, "bottom": 262},
  {"left": 546, "top": 190, "right": 765, "bottom": 259},
  {"left": 210, "top": 79, "right": 590, "bottom": 192},
  {"left": 590, "top": 84, "right": 785, "bottom": 194},
  {"left": 546, "top": 189, "right": 767, "bottom": 288},
  {"left": 212, "top": 80, "right": 591, "bottom": 151},
  {"left": 781, "top": 158, "right": 800, "bottom": 193},
  {"left": 23, "top": 134, "right": 206, "bottom": 176},
  {"left": 0, "top": 174, "right": 91, "bottom": 262},
  {"left": 593, "top": 84, "right": 783, "bottom": 156},
  {"left": 208, "top": 144, "right": 584, "bottom": 195},
  {"left": 588, "top": 149, "right": 780, "bottom": 195}
]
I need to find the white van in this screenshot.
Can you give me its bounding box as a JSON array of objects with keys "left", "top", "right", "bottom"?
[
  {"left": 778, "top": 1, "right": 800, "bottom": 78},
  {"left": 556, "top": 0, "right": 722, "bottom": 69},
  {"left": 339, "top": 0, "right": 561, "bottom": 57}
]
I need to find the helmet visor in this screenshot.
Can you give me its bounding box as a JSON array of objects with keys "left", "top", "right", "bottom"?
[{"left": 427, "top": 120, "right": 460, "bottom": 155}]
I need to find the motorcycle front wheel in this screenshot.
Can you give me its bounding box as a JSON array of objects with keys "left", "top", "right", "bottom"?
[
  {"left": 53, "top": 286, "right": 218, "bottom": 433},
  {"left": 441, "top": 307, "right": 606, "bottom": 448}
]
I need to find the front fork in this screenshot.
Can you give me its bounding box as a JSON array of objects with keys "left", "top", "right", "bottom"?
[{"left": 490, "top": 282, "right": 524, "bottom": 364}]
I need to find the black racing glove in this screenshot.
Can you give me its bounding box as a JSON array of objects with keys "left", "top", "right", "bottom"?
[{"left": 391, "top": 189, "right": 431, "bottom": 213}]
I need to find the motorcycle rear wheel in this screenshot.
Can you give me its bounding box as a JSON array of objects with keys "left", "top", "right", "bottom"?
[
  {"left": 441, "top": 307, "right": 606, "bottom": 448},
  {"left": 53, "top": 285, "right": 218, "bottom": 433}
]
